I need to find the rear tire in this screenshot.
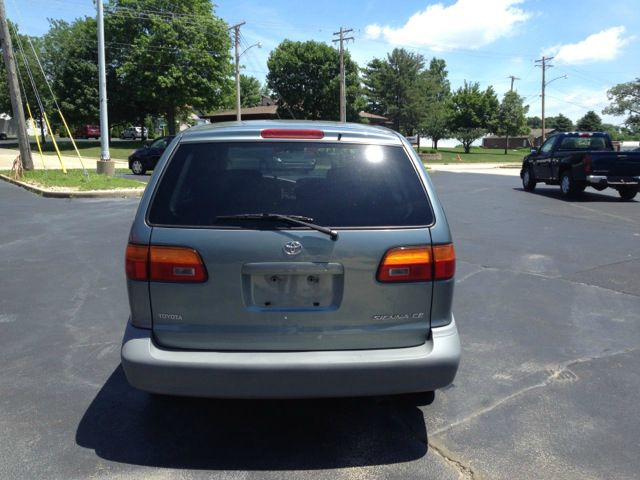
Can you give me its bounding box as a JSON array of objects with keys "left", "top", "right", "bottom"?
[
  {"left": 131, "top": 159, "right": 146, "bottom": 175},
  {"left": 522, "top": 166, "right": 536, "bottom": 192},
  {"left": 618, "top": 185, "right": 638, "bottom": 201},
  {"left": 560, "top": 171, "right": 580, "bottom": 198}
]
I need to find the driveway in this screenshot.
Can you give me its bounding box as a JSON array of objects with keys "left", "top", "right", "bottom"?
[{"left": 0, "top": 172, "right": 638, "bottom": 479}]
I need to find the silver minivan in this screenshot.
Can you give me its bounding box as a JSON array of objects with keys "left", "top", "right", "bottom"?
[{"left": 121, "top": 121, "right": 460, "bottom": 399}]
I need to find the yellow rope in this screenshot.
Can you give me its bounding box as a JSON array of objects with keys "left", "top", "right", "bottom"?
[
  {"left": 25, "top": 103, "right": 45, "bottom": 169},
  {"left": 42, "top": 112, "right": 66, "bottom": 173},
  {"left": 57, "top": 110, "right": 88, "bottom": 174}
]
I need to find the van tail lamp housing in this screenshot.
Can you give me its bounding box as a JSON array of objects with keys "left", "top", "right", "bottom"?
[
  {"left": 126, "top": 244, "right": 208, "bottom": 282},
  {"left": 261, "top": 129, "right": 324, "bottom": 139},
  {"left": 377, "top": 245, "right": 456, "bottom": 283},
  {"left": 583, "top": 154, "right": 592, "bottom": 174}
]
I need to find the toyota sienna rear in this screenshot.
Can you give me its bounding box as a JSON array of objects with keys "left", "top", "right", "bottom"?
[{"left": 121, "top": 121, "right": 460, "bottom": 399}]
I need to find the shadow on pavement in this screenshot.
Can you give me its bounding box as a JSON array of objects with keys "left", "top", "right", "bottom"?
[
  {"left": 513, "top": 186, "right": 635, "bottom": 202},
  {"left": 76, "top": 366, "right": 428, "bottom": 470}
]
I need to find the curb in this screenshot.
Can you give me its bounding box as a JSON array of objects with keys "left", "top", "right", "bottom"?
[{"left": 0, "top": 174, "right": 145, "bottom": 199}]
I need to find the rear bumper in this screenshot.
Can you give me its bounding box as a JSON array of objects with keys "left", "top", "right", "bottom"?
[
  {"left": 587, "top": 175, "right": 640, "bottom": 186},
  {"left": 120, "top": 318, "right": 461, "bottom": 399}
]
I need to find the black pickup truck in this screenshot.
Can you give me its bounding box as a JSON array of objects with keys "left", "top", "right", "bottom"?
[{"left": 521, "top": 132, "right": 640, "bottom": 200}]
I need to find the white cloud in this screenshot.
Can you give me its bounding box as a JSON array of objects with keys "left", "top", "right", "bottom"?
[
  {"left": 364, "top": 0, "right": 530, "bottom": 50},
  {"left": 543, "top": 27, "right": 633, "bottom": 65}
]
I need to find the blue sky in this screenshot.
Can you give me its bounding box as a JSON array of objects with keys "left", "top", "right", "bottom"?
[{"left": 8, "top": 0, "right": 640, "bottom": 126}]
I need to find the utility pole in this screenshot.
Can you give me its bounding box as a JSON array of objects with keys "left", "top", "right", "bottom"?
[
  {"left": 0, "top": 0, "right": 33, "bottom": 170},
  {"left": 535, "top": 56, "right": 553, "bottom": 144},
  {"left": 504, "top": 75, "right": 520, "bottom": 153},
  {"left": 332, "top": 27, "right": 353, "bottom": 122},
  {"left": 230, "top": 22, "right": 245, "bottom": 122},
  {"left": 507, "top": 75, "right": 520, "bottom": 92},
  {"left": 96, "top": 0, "right": 114, "bottom": 175}
]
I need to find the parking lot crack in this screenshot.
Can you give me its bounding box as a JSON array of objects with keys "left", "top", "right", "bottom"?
[
  {"left": 431, "top": 346, "right": 640, "bottom": 438},
  {"left": 428, "top": 440, "right": 476, "bottom": 480}
]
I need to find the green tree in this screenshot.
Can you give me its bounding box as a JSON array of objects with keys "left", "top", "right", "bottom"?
[
  {"left": 448, "top": 81, "right": 498, "bottom": 153},
  {"left": 603, "top": 78, "right": 640, "bottom": 130},
  {"left": 106, "top": 0, "right": 232, "bottom": 134},
  {"left": 267, "top": 39, "right": 362, "bottom": 121},
  {"left": 419, "top": 58, "right": 450, "bottom": 149},
  {"left": 42, "top": 18, "right": 99, "bottom": 132},
  {"left": 240, "top": 74, "right": 262, "bottom": 108},
  {"left": 576, "top": 110, "right": 603, "bottom": 131},
  {"left": 495, "top": 90, "right": 529, "bottom": 154},
  {"left": 363, "top": 48, "right": 427, "bottom": 135},
  {"left": 547, "top": 113, "right": 574, "bottom": 131},
  {"left": 526, "top": 116, "right": 542, "bottom": 128}
]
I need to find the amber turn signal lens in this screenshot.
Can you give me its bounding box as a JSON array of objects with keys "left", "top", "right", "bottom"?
[{"left": 149, "top": 246, "right": 208, "bottom": 283}]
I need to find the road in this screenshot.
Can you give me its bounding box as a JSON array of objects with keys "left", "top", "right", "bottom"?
[{"left": 0, "top": 172, "right": 639, "bottom": 479}]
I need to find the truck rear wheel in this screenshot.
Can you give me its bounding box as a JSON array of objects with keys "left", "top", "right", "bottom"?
[
  {"left": 618, "top": 185, "right": 638, "bottom": 201},
  {"left": 560, "top": 171, "right": 580, "bottom": 198}
]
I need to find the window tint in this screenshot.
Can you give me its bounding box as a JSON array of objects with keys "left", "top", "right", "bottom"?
[
  {"left": 148, "top": 142, "right": 432, "bottom": 228},
  {"left": 540, "top": 137, "right": 555, "bottom": 154}
]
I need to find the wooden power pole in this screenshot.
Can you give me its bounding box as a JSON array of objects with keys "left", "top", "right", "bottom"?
[
  {"left": 0, "top": 0, "right": 33, "bottom": 170},
  {"left": 333, "top": 27, "right": 353, "bottom": 122},
  {"left": 535, "top": 56, "right": 553, "bottom": 144}
]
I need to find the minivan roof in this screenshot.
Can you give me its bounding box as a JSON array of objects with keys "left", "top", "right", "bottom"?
[{"left": 179, "top": 120, "right": 405, "bottom": 145}]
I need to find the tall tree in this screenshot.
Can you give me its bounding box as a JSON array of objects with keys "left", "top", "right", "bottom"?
[
  {"left": 363, "top": 48, "right": 426, "bottom": 135},
  {"left": 603, "top": 78, "right": 640, "bottom": 130},
  {"left": 42, "top": 18, "right": 99, "bottom": 131},
  {"left": 526, "top": 116, "right": 542, "bottom": 128},
  {"left": 106, "top": 0, "right": 232, "bottom": 134},
  {"left": 547, "top": 113, "right": 574, "bottom": 131},
  {"left": 240, "top": 74, "right": 262, "bottom": 108},
  {"left": 576, "top": 110, "right": 603, "bottom": 131},
  {"left": 419, "top": 58, "right": 450, "bottom": 149},
  {"left": 495, "top": 90, "right": 529, "bottom": 154},
  {"left": 448, "top": 81, "right": 498, "bottom": 153},
  {"left": 267, "top": 39, "right": 362, "bottom": 121}
]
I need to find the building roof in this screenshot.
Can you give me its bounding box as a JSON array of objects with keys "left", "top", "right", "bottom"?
[
  {"left": 204, "top": 105, "right": 278, "bottom": 118},
  {"left": 358, "top": 111, "right": 389, "bottom": 121},
  {"left": 530, "top": 128, "right": 557, "bottom": 138}
]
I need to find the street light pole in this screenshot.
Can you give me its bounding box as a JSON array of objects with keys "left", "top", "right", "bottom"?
[{"left": 96, "top": 0, "right": 114, "bottom": 175}]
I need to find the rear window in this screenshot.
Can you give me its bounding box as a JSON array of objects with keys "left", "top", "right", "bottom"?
[
  {"left": 148, "top": 142, "right": 433, "bottom": 228},
  {"left": 558, "top": 136, "right": 612, "bottom": 151}
]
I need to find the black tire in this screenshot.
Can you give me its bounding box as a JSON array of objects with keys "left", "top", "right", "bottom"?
[
  {"left": 618, "top": 185, "right": 638, "bottom": 201},
  {"left": 130, "top": 159, "right": 146, "bottom": 175},
  {"left": 522, "top": 166, "right": 536, "bottom": 192},
  {"left": 559, "top": 171, "right": 580, "bottom": 198}
]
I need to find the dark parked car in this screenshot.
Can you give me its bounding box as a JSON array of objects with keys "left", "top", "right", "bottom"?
[
  {"left": 128, "top": 136, "right": 175, "bottom": 175},
  {"left": 75, "top": 125, "right": 100, "bottom": 139},
  {"left": 521, "top": 132, "right": 640, "bottom": 200},
  {"left": 121, "top": 121, "right": 460, "bottom": 400}
]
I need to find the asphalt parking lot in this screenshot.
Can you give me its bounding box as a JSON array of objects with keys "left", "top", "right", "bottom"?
[{"left": 1, "top": 172, "right": 639, "bottom": 479}]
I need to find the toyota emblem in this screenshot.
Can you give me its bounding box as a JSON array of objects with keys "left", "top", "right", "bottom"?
[{"left": 283, "top": 241, "right": 303, "bottom": 256}]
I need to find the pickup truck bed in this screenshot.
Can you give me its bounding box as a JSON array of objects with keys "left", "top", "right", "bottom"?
[{"left": 521, "top": 132, "right": 640, "bottom": 201}]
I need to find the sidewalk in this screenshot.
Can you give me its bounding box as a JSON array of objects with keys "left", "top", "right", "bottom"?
[
  {"left": 0, "top": 148, "right": 128, "bottom": 171},
  {"left": 426, "top": 162, "right": 521, "bottom": 176}
]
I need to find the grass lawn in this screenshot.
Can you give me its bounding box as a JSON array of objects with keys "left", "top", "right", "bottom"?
[
  {"left": 1, "top": 169, "right": 146, "bottom": 191},
  {"left": 418, "top": 146, "right": 528, "bottom": 164}
]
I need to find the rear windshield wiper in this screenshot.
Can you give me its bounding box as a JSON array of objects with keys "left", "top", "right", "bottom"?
[{"left": 215, "top": 213, "right": 338, "bottom": 241}]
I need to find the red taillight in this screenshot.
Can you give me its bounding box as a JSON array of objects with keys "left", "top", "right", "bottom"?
[
  {"left": 433, "top": 244, "right": 456, "bottom": 280},
  {"left": 125, "top": 244, "right": 149, "bottom": 281},
  {"left": 125, "top": 244, "right": 207, "bottom": 283},
  {"left": 583, "top": 154, "right": 592, "bottom": 174},
  {"left": 377, "top": 244, "right": 456, "bottom": 283},
  {"left": 260, "top": 129, "right": 324, "bottom": 139}
]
